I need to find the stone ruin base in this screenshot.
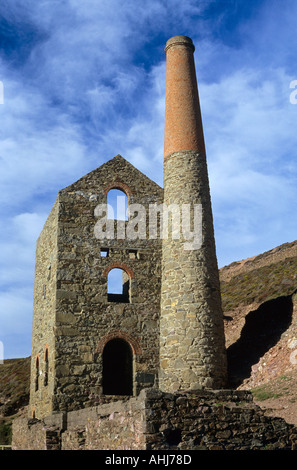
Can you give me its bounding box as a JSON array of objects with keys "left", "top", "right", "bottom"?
[{"left": 12, "top": 388, "right": 297, "bottom": 450}]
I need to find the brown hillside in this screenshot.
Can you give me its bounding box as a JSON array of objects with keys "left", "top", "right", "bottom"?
[
  {"left": 0, "top": 357, "right": 30, "bottom": 445},
  {"left": 221, "top": 240, "right": 297, "bottom": 425}
]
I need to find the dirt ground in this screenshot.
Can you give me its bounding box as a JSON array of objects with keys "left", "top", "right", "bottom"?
[{"left": 242, "top": 369, "right": 297, "bottom": 426}]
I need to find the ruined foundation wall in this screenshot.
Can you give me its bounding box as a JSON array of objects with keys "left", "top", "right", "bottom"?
[
  {"left": 13, "top": 389, "right": 297, "bottom": 450},
  {"left": 142, "top": 389, "right": 297, "bottom": 450},
  {"left": 62, "top": 397, "right": 146, "bottom": 450}
]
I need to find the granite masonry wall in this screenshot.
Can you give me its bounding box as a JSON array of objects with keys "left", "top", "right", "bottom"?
[
  {"left": 13, "top": 389, "right": 297, "bottom": 450},
  {"left": 29, "top": 198, "right": 59, "bottom": 418},
  {"left": 29, "top": 155, "right": 163, "bottom": 419},
  {"left": 160, "top": 151, "right": 227, "bottom": 392}
]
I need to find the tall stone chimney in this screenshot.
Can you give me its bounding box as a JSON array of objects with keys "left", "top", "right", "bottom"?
[{"left": 159, "top": 36, "right": 228, "bottom": 392}]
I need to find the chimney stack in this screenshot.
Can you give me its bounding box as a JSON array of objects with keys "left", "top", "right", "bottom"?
[
  {"left": 164, "top": 35, "right": 205, "bottom": 157},
  {"left": 159, "top": 36, "right": 228, "bottom": 392}
]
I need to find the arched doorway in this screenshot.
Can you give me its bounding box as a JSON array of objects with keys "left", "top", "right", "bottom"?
[{"left": 102, "top": 338, "right": 133, "bottom": 395}]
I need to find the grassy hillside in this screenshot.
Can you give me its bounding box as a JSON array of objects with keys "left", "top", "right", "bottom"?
[{"left": 220, "top": 256, "right": 297, "bottom": 312}]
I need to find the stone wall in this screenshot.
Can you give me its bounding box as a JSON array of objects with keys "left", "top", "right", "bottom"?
[
  {"left": 142, "top": 389, "right": 297, "bottom": 450},
  {"left": 29, "top": 155, "right": 163, "bottom": 419},
  {"left": 29, "top": 198, "right": 59, "bottom": 418},
  {"left": 13, "top": 389, "right": 297, "bottom": 450},
  {"left": 62, "top": 397, "right": 146, "bottom": 450},
  {"left": 11, "top": 414, "right": 62, "bottom": 450},
  {"left": 160, "top": 150, "right": 227, "bottom": 392}
]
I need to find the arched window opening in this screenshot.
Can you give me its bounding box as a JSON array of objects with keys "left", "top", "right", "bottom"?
[
  {"left": 107, "top": 268, "right": 130, "bottom": 303},
  {"left": 35, "top": 356, "right": 39, "bottom": 392},
  {"left": 107, "top": 189, "right": 128, "bottom": 221},
  {"left": 102, "top": 339, "right": 133, "bottom": 395},
  {"left": 44, "top": 348, "right": 49, "bottom": 386}
]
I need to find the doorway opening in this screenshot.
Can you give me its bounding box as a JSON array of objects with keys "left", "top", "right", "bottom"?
[{"left": 102, "top": 338, "right": 133, "bottom": 395}]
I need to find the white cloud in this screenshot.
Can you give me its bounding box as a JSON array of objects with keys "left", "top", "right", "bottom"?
[
  {"left": 0, "top": 287, "right": 33, "bottom": 358},
  {"left": 0, "top": 212, "right": 47, "bottom": 284},
  {"left": 12, "top": 212, "right": 47, "bottom": 244},
  {"left": 194, "top": 23, "right": 297, "bottom": 266},
  {"left": 0, "top": 288, "right": 32, "bottom": 335},
  {"left": 0, "top": 212, "right": 47, "bottom": 357}
]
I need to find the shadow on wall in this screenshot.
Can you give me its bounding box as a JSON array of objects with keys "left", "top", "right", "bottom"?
[{"left": 227, "top": 295, "right": 293, "bottom": 387}]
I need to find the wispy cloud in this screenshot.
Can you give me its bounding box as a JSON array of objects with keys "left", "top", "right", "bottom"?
[{"left": 187, "top": 0, "right": 297, "bottom": 266}]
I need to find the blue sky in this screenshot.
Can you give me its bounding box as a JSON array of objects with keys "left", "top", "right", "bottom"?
[{"left": 0, "top": 0, "right": 297, "bottom": 359}]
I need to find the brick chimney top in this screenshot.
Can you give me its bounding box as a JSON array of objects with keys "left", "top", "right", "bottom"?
[
  {"left": 164, "top": 35, "right": 205, "bottom": 158},
  {"left": 165, "top": 35, "right": 195, "bottom": 53}
]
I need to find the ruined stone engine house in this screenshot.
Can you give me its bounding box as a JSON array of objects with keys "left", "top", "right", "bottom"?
[
  {"left": 11, "top": 35, "right": 297, "bottom": 452},
  {"left": 30, "top": 155, "right": 164, "bottom": 418},
  {"left": 29, "top": 35, "right": 227, "bottom": 420}
]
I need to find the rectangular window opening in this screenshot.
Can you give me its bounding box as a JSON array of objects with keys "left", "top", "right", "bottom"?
[
  {"left": 101, "top": 248, "right": 109, "bottom": 257},
  {"left": 128, "top": 250, "right": 138, "bottom": 260}
]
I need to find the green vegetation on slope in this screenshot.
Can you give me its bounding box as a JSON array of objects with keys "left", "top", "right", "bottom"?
[
  {"left": 220, "top": 257, "right": 297, "bottom": 312},
  {"left": 251, "top": 373, "right": 297, "bottom": 402}
]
